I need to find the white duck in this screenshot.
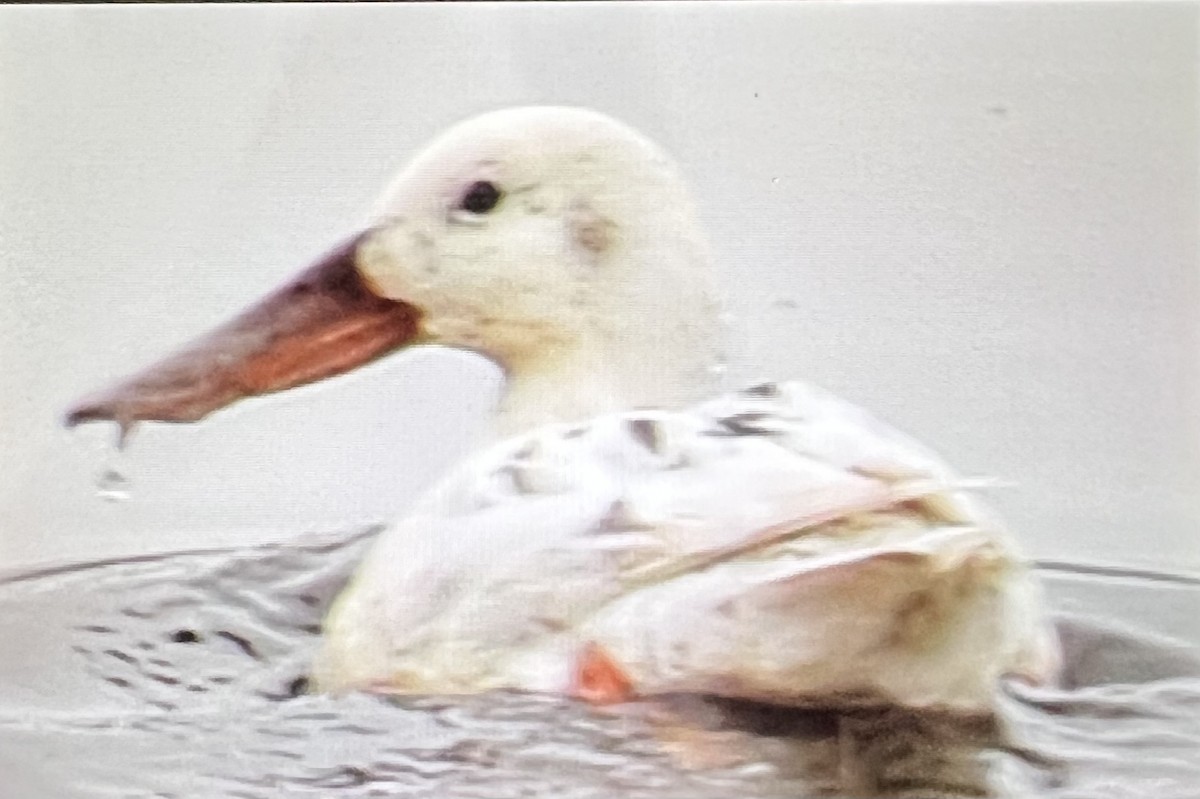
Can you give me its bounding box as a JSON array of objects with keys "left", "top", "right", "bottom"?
[{"left": 67, "top": 106, "right": 1059, "bottom": 714}]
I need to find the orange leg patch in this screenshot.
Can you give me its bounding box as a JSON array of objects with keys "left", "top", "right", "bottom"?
[{"left": 572, "top": 642, "right": 635, "bottom": 705}]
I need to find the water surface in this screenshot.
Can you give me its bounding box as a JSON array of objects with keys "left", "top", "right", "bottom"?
[{"left": 2, "top": 528, "right": 1197, "bottom": 798}]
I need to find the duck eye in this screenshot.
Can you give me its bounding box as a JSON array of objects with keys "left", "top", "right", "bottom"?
[{"left": 458, "top": 181, "right": 503, "bottom": 214}]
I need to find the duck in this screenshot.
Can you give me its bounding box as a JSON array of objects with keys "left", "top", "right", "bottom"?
[{"left": 66, "top": 106, "right": 1060, "bottom": 714}]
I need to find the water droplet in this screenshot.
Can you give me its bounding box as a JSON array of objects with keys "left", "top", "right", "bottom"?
[
  {"left": 771, "top": 176, "right": 780, "bottom": 186},
  {"left": 96, "top": 467, "right": 130, "bottom": 502},
  {"left": 74, "top": 423, "right": 136, "bottom": 501}
]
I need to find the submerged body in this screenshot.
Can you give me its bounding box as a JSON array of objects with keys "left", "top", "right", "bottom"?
[{"left": 67, "top": 106, "right": 1059, "bottom": 713}]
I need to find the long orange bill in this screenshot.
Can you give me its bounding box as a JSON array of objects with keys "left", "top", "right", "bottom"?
[{"left": 64, "top": 232, "right": 423, "bottom": 443}]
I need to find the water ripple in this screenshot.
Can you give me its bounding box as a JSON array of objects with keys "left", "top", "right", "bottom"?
[{"left": 2, "top": 527, "right": 1197, "bottom": 798}]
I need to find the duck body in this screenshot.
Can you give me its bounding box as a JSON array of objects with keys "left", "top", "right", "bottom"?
[
  {"left": 65, "top": 106, "right": 1060, "bottom": 715},
  {"left": 315, "top": 381, "right": 1058, "bottom": 713}
]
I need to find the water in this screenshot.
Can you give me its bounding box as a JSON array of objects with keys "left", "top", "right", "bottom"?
[
  {"left": 94, "top": 468, "right": 131, "bottom": 504},
  {"left": 78, "top": 426, "right": 134, "bottom": 503},
  {"left": 2, "top": 527, "right": 1197, "bottom": 799}
]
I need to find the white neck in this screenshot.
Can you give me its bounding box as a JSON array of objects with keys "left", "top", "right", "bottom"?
[
  {"left": 493, "top": 194, "right": 726, "bottom": 435},
  {"left": 494, "top": 321, "right": 725, "bottom": 438}
]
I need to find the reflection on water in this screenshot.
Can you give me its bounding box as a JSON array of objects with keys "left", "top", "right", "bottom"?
[{"left": 1, "top": 528, "right": 1197, "bottom": 798}]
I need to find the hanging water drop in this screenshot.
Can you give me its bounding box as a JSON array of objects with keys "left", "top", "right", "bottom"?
[
  {"left": 71, "top": 418, "right": 137, "bottom": 502},
  {"left": 96, "top": 436, "right": 133, "bottom": 503},
  {"left": 95, "top": 466, "right": 130, "bottom": 502}
]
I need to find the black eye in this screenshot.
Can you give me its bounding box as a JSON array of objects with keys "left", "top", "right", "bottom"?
[{"left": 458, "top": 181, "right": 503, "bottom": 214}]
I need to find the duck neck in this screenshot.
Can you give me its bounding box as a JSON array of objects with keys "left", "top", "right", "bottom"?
[{"left": 493, "top": 328, "right": 725, "bottom": 438}]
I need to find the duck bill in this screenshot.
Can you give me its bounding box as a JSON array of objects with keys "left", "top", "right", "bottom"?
[{"left": 65, "top": 232, "right": 423, "bottom": 440}]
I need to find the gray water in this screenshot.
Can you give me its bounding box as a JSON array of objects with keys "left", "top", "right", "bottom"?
[{"left": 2, "top": 527, "right": 1197, "bottom": 799}]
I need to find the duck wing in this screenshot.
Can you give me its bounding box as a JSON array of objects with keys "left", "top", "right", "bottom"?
[{"left": 313, "top": 382, "right": 1058, "bottom": 711}]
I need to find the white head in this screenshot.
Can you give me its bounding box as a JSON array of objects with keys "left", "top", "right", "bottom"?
[
  {"left": 67, "top": 107, "right": 725, "bottom": 438},
  {"left": 358, "top": 106, "right": 724, "bottom": 432}
]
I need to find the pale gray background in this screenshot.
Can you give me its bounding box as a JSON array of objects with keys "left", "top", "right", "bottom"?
[{"left": 1, "top": 3, "right": 1197, "bottom": 574}]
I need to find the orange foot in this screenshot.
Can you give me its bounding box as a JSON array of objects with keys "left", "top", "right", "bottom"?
[{"left": 571, "top": 641, "right": 635, "bottom": 705}]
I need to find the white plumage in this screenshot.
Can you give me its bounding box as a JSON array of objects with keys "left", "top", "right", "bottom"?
[
  {"left": 67, "top": 106, "right": 1060, "bottom": 714},
  {"left": 315, "top": 380, "right": 1058, "bottom": 712}
]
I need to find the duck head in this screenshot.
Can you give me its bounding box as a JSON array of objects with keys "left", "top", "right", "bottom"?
[{"left": 67, "top": 107, "right": 723, "bottom": 439}]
